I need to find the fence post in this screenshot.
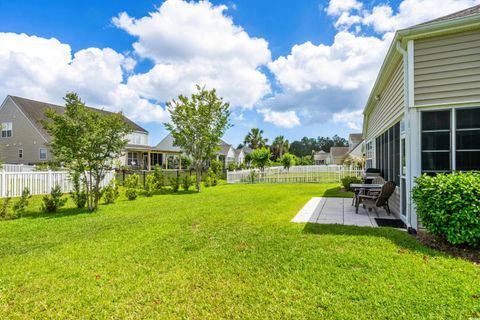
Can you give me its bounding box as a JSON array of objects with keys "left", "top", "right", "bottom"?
[
  {"left": 0, "top": 170, "right": 4, "bottom": 198},
  {"left": 47, "top": 170, "right": 53, "bottom": 191}
]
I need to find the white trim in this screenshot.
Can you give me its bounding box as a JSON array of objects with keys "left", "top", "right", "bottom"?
[{"left": 407, "top": 41, "right": 415, "bottom": 108}]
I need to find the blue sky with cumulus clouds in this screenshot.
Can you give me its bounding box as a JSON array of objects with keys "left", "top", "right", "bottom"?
[{"left": 1, "top": 0, "right": 479, "bottom": 146}]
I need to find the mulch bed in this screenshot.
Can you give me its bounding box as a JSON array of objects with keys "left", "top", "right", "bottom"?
[{"left": 415, "top": 230, "right": 479, "bottom": 264}]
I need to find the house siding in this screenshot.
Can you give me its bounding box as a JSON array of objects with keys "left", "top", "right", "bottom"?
[
  {"left": 414, "top": 29, "right": 480, "bottom": 106},
  {"left": 366, "top": 60, "right": 404, "bottom": 140},
  {"left": 0, "top": 98, "right": 50, "bottom": 164}
]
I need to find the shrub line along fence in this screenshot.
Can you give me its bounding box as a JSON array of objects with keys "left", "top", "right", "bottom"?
[
  {"left": 227, "top": 165, "right": 363, "bottom": 184},
  {"left": 0, "top": 170, "right": 115, "bottom": 198}
]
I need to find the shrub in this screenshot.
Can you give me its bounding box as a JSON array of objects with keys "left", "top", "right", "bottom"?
[
  {"left": 280, "top": 153, "right": 296, "bottom": 171},
  {"left": 248, "top": 170, "right": 258, "bottom": 184},
  {"left": 412, "top": 172, "right": 480, "bottom": 247},
  {"left": 206, "top": 168, "right": 218, "bottom": 186},
  {"left": 103, "top": 180, "right": 120, "bottom": 204},
  {"left": 227, "top": 162, "right": 236, "bottom": 172},
  {"left": 0, "top": 196, "right": 13, "bottom": 220},
  {"left": 144, "top": 175, "right": 157, "bottom": 197},
  {"left": 153, "top": 165, "right": 165, "bottom": 190},
  {"left": 124, "top": 174, "right": 139, "bottom": 201},
  {"left": 13, "top": 187, "right": 31, "bottom": 217},
  {"left": 250, "top": 148, "right": 271, "bottom": 171},
  {"left": 41, "top": 185, "right": 67, "bottom": 213},
  {"left": 204, "top": 176, "right": 212, "bottom": 188},
  {"left": 169, "top": 174, "right": 181, "bottom": 192},
  {"left": 238, "top": 162, "right": 247, "bottom": 170},
  {"left": 210, "top": 160, "right": 224, "bottom": 179},
  {"left": 340, "top": 176, "right": 362, "bottom": 191},
  {"left": 71, "top": 171, "right": 87, "bottom": 209},
  {"left": 182, "top": 175, "right": 193, "bottom": 191}
]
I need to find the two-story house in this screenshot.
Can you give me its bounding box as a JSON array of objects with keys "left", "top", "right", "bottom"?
[{"left": 0, "top": 95, "right": 180, "bottom": 169}]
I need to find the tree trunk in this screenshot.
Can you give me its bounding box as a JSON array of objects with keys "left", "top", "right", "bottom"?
[{"left": 196, "top": 164, "right": 202, "bottom": 192}]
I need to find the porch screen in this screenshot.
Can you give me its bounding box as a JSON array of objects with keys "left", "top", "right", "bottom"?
[
  {"left": 421, "top": 110, "right": 451, "bottom": 173},
  {"left": 375, "top": 122, "right": 400, "bottom": 185},
  {"left": 456, "top": 108, "right": 480, "bottom": 171}
]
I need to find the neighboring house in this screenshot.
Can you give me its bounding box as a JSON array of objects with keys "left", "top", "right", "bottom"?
[
  {"left": 362, "top": 4, "right": 480, "bottom": 232},
  {"left": 0, "top": 95, "right": 179, "bottom": 169},
  {"left": 217, "top": 140, "right": 235, "bottom": 166},
  {"left": 313, "top": 150, "right": 329, "bottom": 165},
  {"left": 347, "top": 133, "right": 364, "bottom": 158},
  {"left": 328, "top": 147, "right": 349, "bottom": 165},
  {"left": 234, "top": 148, "right": 245, "bottom": 165}
]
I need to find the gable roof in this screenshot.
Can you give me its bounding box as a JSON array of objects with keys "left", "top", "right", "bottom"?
[
  {"left": 218, "top": 140, "right": 233, "bottom": 156},
  {"left": 155, "top": 133, "right": 182, "bottom": 152},
  {"left": 362, "top": 4, "right": 480, "bottom": 136},
  {"left": 330, "top": 147, "right": 349, "bottom": 158},
  {"left": 8, "top": 96, "right": 148, "bottom": 139}
]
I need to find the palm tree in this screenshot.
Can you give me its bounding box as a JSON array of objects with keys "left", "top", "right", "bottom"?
[
  {"left": 244, "top": 128, "right": 268, "bottom": 149},
  {"left": 272, "top": 135, "right": 290, "bottom": 158}
]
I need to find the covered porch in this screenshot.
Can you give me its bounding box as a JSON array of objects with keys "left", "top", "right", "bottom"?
[{"left": 124, "top": 145, "right": 182, "bottom": 171}]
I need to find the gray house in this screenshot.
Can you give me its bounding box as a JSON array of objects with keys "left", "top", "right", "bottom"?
[
  {"left": 363, "top": 5, "right": 480, "bottom": 232},
  {"left": 0, "top": 95, "right": 179, "bottom": 169}
]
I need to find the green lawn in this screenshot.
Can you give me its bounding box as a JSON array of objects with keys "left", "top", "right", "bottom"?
[{"left": 0, "top": 184, "right": 478, "bottom": 319}]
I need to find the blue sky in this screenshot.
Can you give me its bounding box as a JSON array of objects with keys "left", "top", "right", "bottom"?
[{"left": 0, "top": 0, "right": 477, "bottom": 146}]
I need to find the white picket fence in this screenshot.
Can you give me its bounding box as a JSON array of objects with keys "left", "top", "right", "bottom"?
[
  {"left": 227, "top": 165, "right": 363, "bottom": 184},
  {"left": 0, "top": 170, "right": 116, "bottom": 198},
  {"left": 1, "top": 164, "right": 36, "bottom": 172}
]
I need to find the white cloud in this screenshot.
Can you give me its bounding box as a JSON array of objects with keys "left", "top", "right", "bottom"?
[
  {"left": 326, "top": 0, "right": 362, "bottom": 16},
  {"left": 258, "top": 109, "right": 300, "bottom": 129},
  {"left": 0, "top": 32, "right": 168, "bottom": 123},
  {"left": 332, "top": 0, "right": 480, "bottom": 33},
  {"left": 332, "top": 109, "right": 363, "bottom": 130},
  {"left": 113, "top": 0, "right": 271, "bottom": 109}
]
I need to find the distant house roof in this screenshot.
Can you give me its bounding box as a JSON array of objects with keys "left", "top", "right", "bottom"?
[
  {"left": 313, "top": 150, "right": 329, "bottom": 161},
  {"left": 9, "top": 95, "right": 148, "bottom": 139},
  {"left": 417, "top": 4, "right": 480, "bottom": 26},
  {"left": 241, "top": 146, "right": 253, "bottom": 155},
  {"left": 349, "top": 133, "right": 364, "bottom": 150},
  {"left": 217, "top": 140, "right": 233, "bottom": 156},
  {"left": 155, "top": 133, "right": 182, "bottom": 152},
  {"left": 330, "top": 147, "right": 350, "bottom": 158},
  {"left": 234, "top": 148, "right": 244, "bottom": 157}
]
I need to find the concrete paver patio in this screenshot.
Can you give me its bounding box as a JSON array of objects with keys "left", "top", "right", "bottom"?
[{"left": 292, "top": 197, "right": 394, "bottom": 227}]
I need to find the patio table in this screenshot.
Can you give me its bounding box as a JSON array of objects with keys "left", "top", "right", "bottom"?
[{"left": 350, "top": 184, "right": 384, "bottom": 208}]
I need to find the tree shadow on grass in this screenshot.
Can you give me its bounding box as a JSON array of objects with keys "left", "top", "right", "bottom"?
[
  {"left": 22, "top": 206, "right": 90, "bottom": 219},
  {"left": 322, "top": 186, "right": 354, "bottom": 198},
  {"left": 302, "top": 222, "right": 443, "bottom": 257}
]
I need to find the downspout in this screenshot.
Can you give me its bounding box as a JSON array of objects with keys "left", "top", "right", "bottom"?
[{"left": 395, "top": 41, "right": 415, "bottom": 233}]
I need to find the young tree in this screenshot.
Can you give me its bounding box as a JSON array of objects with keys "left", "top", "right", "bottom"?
[
  {"left": 250, "top": 147, "right": 271, "bottom": 171},
  {"left": 44, "top": 93, "right": 131, "bottom": 211},
  {"left": 244, "top": 128, "right": 268, "bottom": 149},
  {"left": 165, "top": 85, "right": 231, "bottom": 192},
  {"left": 280, "top": 153, "right": 296, "bottom": 171}
]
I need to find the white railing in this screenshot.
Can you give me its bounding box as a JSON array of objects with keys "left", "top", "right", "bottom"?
[
  {"left": 227, "top": 165, "right": 363, "bottom": 184},
  {"left": 1, "top": 164, "right": 36, "bottom": 172},
  {"left": 0, "top": 170, "right": 115, "bottom": 198}
]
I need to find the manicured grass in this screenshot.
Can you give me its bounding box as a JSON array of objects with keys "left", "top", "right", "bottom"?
[{"left": 0, "top": 184, "right": 478, "bottom": 319}]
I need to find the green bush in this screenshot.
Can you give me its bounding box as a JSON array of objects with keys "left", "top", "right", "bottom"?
[
  {"left": 13, "top": 187, "right": 31, "bottom": 217},
  {"left": 144, "top": 175, "right": 157, "bottom": 197},
  {"left": 169, "top": 174, "right": 180, "bottom": 192},
  {"left": 206, "top": 168, "right": 218, "bottom": 186},
  {"left": 124, "top": 174, "right": 139, "bottom": 201},
  {"left": 340, "top": 176, "right": 362, "bottom": 191},
  {"left": 412, "top": 172, "right": 480, "bottom": 247},
  {"left": 71, "top": 171, "right": 87, "bottom": 209},
  {"left": 182, "top": 175, "right": 193, "bottom": 191},
  {"left": 0, "top": 196, "right": 12, "bottom": 220},
  {"left": 103, "top": 180, "right": 120, "bottom": 204},
  {"left": 41, "top": 185, "right": 67, "bottom": 213},
  {"left": 210, "top": 160, "right": 224, "bottom": 179},
  {"left": 153, "top": 165, "right": 165, "bottom": 190}
]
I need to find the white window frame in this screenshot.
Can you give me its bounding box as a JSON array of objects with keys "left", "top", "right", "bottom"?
[
  {"left": 1, "top": 122, "right": 12, "bottom": 138},
  {"left": 39, "top": 148, "right": 47, "bottom": 160},
  {"left": 420, "top": 105, "right": 480, "bottom": 172}
]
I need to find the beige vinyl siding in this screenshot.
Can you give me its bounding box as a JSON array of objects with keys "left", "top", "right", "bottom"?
[
  {"left": 0, "top": 98, "right": 50, "bottom": 164},
  {"left": 414, "top": 30, "right": 480, "bottom": 106},
  {"left": 366, "top": 60, "right": 404, "bottom": 140}
]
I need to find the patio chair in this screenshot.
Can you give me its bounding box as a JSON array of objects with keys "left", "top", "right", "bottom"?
[
  {"left": 356, "top": 181, "right": 396, "bottom": 215},
  {"left": 351, "top": 176, "right": 385, "bottom": 206}
]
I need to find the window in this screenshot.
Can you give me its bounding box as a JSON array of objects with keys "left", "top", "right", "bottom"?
[
  {"left": 18, "top": 149, "right": 23, "bottom": 159},
  {"left": 421, "top": 110, "right": 451, "bottom": 173},
  {"left": 127, "top": 152, "right": 138, "bottom": 166},
  {"left": 128, "top": 133, "right": 147, "bottom": 145},
  {"left": 1, "top": 122, "right": 12, "bottom": 138},
  {"left": 375, "top": 122, "right": 400, "bottom": 185},
  {"left": 39, "top": 148, "right": 47, "bottom": 160},
  {"left": 456, "top": 108, "right": 480, "bottom": 171},
  {"left": 365, "top": 140, "right": 374, "bottom": 168},
  {"left": 421, "top": 107, "right": 480, "bottom": 173}
]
